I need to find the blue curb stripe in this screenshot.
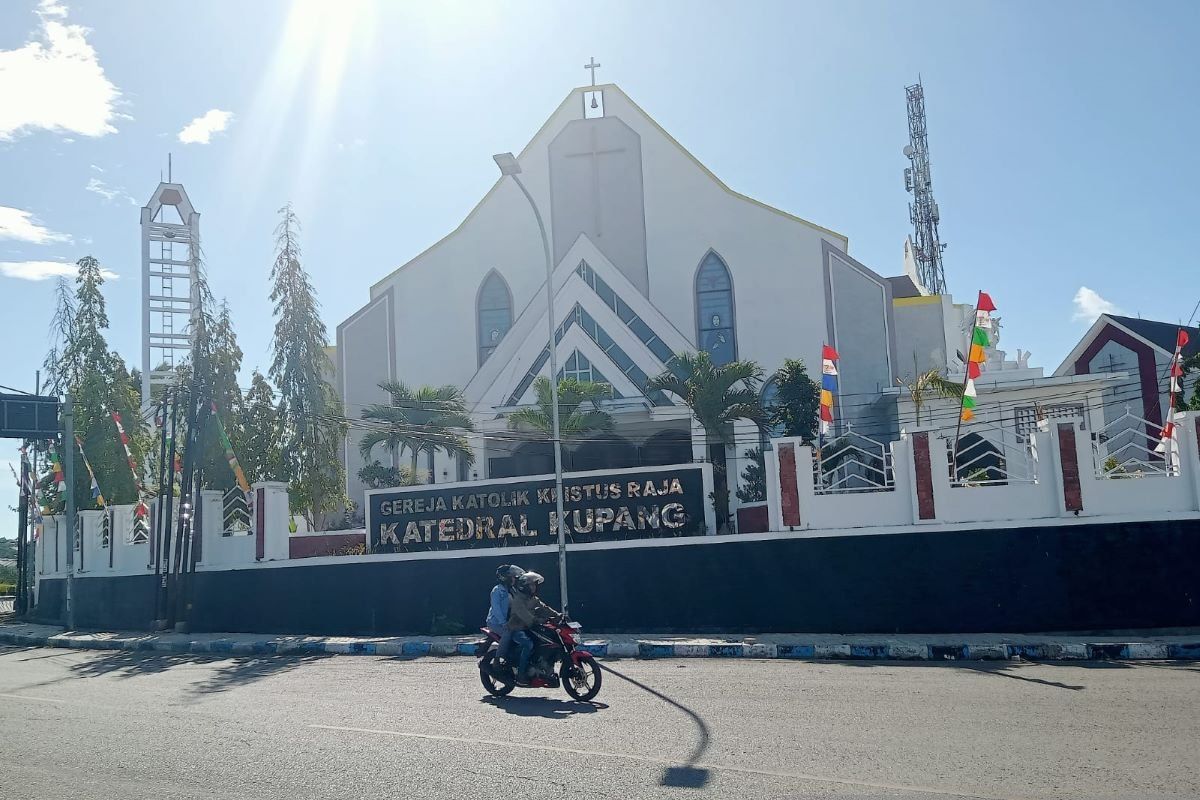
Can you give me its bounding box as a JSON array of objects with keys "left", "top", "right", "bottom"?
[
  {"left": 401, "top": 642, "right": 431, "bottom": 657},
  {"left": 348, "top": 642, "right": 377, "bottom": 655},
  {"left": 849, "top": 644, "right": 888, "bottom": 659},
  {"left": 1168, "top": 643, "right": 1200, "bottom": 659},
  {"left": 582, "top": 643, "right": 609, "bottom": 657},
  {"left": 456, "top": 642, "right": 479, "bottom": 656},
  {"left": 776, "top": 644, "right": 815, "bottom": 658},
  {"left": 638, "top": 643, "right": 674, "bottom": 659}
]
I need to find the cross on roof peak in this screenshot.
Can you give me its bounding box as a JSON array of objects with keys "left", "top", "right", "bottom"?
[{"left": 584, "top": 57, "right": 601, "bottom": 86}]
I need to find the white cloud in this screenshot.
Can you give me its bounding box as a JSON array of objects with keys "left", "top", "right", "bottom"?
[
  {"left": 1, "top": 260, "right": 118, "bottom": 281},
  {"left": 178, "top": 109, "right": 234, "bottom": 144},
  {"left": 85, "top": 176, "right": 137, "bottom": 205},
  {"left": 0, "top": 205, "right": 71, "bottom": 244},
  {"left": 1073, "top": 286, "right": 1121, "bottom": 323},
  {"left": 0, "top": 2, "right": 122, "bottom": 141}
]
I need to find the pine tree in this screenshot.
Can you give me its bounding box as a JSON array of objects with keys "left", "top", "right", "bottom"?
[
  {"left": 268, "top": 204, "right": 347, "bottom": 528},
  {"left": 44, "top": 257, "right": 147, "bottom": 511},
  {"left": 769, "top": 359, "right": 821, "bottom": 443},
  {"left": 239, "top": 370, "right": 280, "bottom": 484},
  {"left": 44, "top": 275, "right": 78, "bottom": 397}
]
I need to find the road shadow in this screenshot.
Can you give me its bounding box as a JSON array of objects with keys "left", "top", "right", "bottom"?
[
  {"left": 602, "top": 663, "right": 713, "bottom": 789},
  {"left": 798, "top": 657, "right": 1102, "bottom": 690},
  {"left": 63, "top": 649, "right": 333, "bottom": 696},
  {"left": 480, "top": 695, "right": 606, "bottom": 718}
]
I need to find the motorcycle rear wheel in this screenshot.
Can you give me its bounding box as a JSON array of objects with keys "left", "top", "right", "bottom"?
[
  {"left": 561, "top": 655, "right": 602, "bottom": 701},
  {"left": 479, "top": 654, "right": 515, "bottom": 697}
]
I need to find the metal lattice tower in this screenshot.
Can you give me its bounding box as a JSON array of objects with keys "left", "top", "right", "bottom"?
[
  {"left": 902, "top": 80, "right": 947, "bottom": 295},
  {"left": 140, "top": 181, "right": 200, "bottom": 405}
]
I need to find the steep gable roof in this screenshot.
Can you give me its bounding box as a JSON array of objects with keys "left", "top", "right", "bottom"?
[{"left": 1105, "top": 315, "right": 1199, "bottom": 358}]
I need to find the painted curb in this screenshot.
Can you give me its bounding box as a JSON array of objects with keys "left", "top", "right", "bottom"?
[{"left": 3, "top": 629, "right": 1199, "bottom": 662}]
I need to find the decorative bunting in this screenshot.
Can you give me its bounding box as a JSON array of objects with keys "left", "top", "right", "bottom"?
[
  {"left": 47, "top": 439, "right": 66, "bottom": 491},
  {"left": 959, "top": 291, "right": 997, "bottom": 424},
  {"left": 819, "top": 344, "right": 839, "bottom": 436},
  {"left": 1155, "top": 328, "right": 1189, "bottom": 454},
  {"left": 211, "top": 401, "right": 251, "bottom": 493},
  {"left": 110, "top": 411, "right": 143, "bottom": 492},
  {"left": 74, "top": 435, "right": 106, "bottom": 507}
]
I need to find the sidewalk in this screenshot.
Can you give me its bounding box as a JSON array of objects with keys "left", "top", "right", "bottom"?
[{"left": 2, "top": 620, "right": 1199, "bottom": 661}]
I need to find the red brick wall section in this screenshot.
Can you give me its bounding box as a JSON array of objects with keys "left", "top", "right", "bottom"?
[
  {"left": 778, "top": 444, "right": 801, "bottom": 527},
  {"left": 289, "top": 532, "right": 367, "bottom": 559},
  {"left": 736, "top": 504, "right": 769, "bottom": 534},
  {"left": 912, "top": 432, "right": 936, "bottom": 520},
  {"left": 1057, "top": 423, "right": 1083, "bottom": 512}
]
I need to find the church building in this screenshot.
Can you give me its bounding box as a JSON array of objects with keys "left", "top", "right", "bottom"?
[{"left": 336, "top": 81, "right": 902, "bottom": 506}]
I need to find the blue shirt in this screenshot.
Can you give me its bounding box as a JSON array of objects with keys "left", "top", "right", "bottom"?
[{"left": 486, "top": 584, "right": 510, "bottom": 631}]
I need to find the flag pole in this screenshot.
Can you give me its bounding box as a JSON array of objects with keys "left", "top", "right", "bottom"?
[{"left": 952, "top": 290, "right": 984, "bottom": 458}]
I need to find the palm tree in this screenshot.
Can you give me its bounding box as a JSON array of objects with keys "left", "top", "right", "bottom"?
[
  {"left": 647, "top": 351, "right": 766, "bottom": 532},
  {"left": 896, "top": 363, "right": 964, "bottom": 426},
  {"left": 506, "top": 377, "right": 614, "bottom": 443},
  {"left": 359, "top": 380, "right": 475, "bottom": 476}
]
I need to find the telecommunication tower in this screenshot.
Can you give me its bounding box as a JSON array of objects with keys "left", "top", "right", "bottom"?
[
  {"left": 140, "top": 171, "right": 200, "bottom": 405},
  {"left": 902, "top": 80, "right": 947, "bottom": 295}
]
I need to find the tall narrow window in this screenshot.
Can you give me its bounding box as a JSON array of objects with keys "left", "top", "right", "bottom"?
[
  {"left": 477, "top": 271, "right": 513, "bottom": 365},
  {"left": 695, "top": 251, "right": 737, "bottom": 366}
]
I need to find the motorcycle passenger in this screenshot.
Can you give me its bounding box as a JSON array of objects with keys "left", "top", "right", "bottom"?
[
  {"left": 507, "top": 571, "right": 560, "bottom": 682},
  {"left": 486, "top": 564, "right": 524, "bottom": 666}
]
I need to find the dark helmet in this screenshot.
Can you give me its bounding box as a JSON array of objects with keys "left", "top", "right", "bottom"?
[{"left": 496, "top": 564, "right": 524, "bottom": 583}]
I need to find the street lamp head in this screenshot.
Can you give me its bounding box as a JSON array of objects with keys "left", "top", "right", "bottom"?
[{"left": 493, "top": 152, "right": 521, "bottom": 176}]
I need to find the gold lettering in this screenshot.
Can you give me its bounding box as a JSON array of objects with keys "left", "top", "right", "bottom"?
[
  {"left": 402, "top": 521, "right": 422, "bottom": 544},
  {"left": 435, "top": 497, "right": 447, "bottom": 512},
  {"left": 569, "top": 486, "right": 582, "bottom": 502},
  {"left": 515, "top": 491, "right": 529, "bottom": 506},
  {"left": 669, "top": 478, "right": 683, "bottom": 495},
  {"left": 477, "top": 516, "right": 495, "bottom": 539},
  {"left": 437, "top": 519, "right": 456, "bottom": 541},
  {"left": 662, "top": 502, "right": 687, "bottom": 529},
  {"left": 457, "top": 517, "right": 475, "bottom": 540},
  {"left": 519, "top": 514, "right": 537, "bottom": 537},
  {"left": 379, "top": 523, "right": 399, "bottom": 545},
  {"left": 488, "top": 492, "right": 501, "bottom": 508},
  {"left": 571, "top": 509, "right": 594, "bottom": 533},
  {"left": 452, "top": 495, "right": 464, "bottom": 510},
  {"left": 613, "top": 506, "right": 635, "bottom": 531},
  {"left": 594, "top": 507, "right": 615, "bottom": 532},
  {"left": 419, "top": 520, "right": 435, "bottom": 542},
  {"left": 497, "top": 514, "right": 518, "bottom": 538},
  {"left": 537, "top": 488, "right": 553, "bottom": 504},
  {"left": 637, "top": 505, "right": 660, "bottom": 530},
  {"left": 465, "top": 494, "right": 479, "bottom": 510},
  {"left": 609, "top": 482, "right": 622, "bottom": 498},
  {"left": 643, "top": 481, "right": 658, "bottom": 497},
  {"left": 627, "top": 481, "right": 640, "bottom": 498}
]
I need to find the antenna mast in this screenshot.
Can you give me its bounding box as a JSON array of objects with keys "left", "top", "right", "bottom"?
[{"left": 902, "top": 79, "right": 947, "bottom": 295}]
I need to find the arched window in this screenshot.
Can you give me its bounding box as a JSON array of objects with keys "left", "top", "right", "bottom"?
[
  {"left": 477, "top": 271, "right": 513, "bottom": 366},
  {"left": 695, "top": 251, "right": 737, "bottom": 366}
]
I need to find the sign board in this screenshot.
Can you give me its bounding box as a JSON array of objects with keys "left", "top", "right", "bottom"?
[
  {"left": 0, "top": 393, "right": 59, "bottom": 439},
  {"left": 366, "top": 463, "right": 713, "bottom": 553}
]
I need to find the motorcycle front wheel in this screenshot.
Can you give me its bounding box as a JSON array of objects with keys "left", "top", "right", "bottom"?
[
  {"left": 479, "top": 654, "right": 515, "bottom": 697},
  {"left": 561, "top": 655, "right": 602, "bottom": 701}
]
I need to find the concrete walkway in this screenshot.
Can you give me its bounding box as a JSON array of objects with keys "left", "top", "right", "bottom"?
[{"left": 2, "top": 620, "right": 1199, "bottom": 660}]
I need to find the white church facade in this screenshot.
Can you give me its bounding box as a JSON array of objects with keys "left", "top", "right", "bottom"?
[{"left": 336, "top": 82, "right": 905, "bottom": 506}]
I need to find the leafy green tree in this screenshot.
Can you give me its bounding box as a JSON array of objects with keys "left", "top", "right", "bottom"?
[
  {"left": 1183, "top": 352, "right": 1200, "bottom": 411},
  {"left": 647, "top": 351, "right": 766, "bottom": 532},
  {"left": 357, "top": 461, "right": 428, "bottom": 489},
  {"left": 768, "top": 359, "right": 820, "bottom": 443},
  {"left": 42, "top": 257, "right": 148, "bottom": 511},
  {"left": 506, "top": 377, "right": 613, "bottom": 444},
  {"left": 359, "top": 380, "right": 474, "bottom": 474},
  {"left": 268, "top": 204, "right": 347, "bottom": 528},
  {"left": 736, "top": 447, "right": 766, "bottom": 504},
  {"left": 43, "top": 275, "right": 78, "bottom": 397},
  {"left": 239, "top": 370, "right": 280, "bottom": 484}
]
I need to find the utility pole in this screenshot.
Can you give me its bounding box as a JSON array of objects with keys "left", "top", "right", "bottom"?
[
  {"left": 62, "top": 392, "right": 75, "bottom": 630},
  {"left": 15, "top": 451, "right": 29, "bottom": 615}
]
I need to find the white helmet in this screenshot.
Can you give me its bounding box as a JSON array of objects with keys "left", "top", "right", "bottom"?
[{"left": 517, "top": 571, "right": 545, "bottom": 592}]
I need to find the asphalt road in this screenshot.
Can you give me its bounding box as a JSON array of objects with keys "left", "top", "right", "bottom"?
[{"left": 1, "top": 645, "right": 1196, "bottom": 799}]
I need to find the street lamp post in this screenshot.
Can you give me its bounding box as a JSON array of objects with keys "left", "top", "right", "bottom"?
[{"left": 493, "top": 152, "right": 570, "bottom": 615}]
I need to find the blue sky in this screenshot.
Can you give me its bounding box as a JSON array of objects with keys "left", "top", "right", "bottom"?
[{"left": 2, "top": 0, "right": 1198, "bottom": 527}]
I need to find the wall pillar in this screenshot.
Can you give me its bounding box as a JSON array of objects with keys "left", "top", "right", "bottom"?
[
  {"left": 905, "top": 429, "right": 937, "bottom": 522},
  {"left": 773, "top": 439, "right": 803, "bottom": 529},
  {"left": 198, "top": 490, "right": 223, "bottom": 566},
  {"left": 764, "top": 447, "right": 781, "bottom": 530},
  {"left": 1048, "top": 420, "right": 1091, "bottom": 516},
  {"left": 252, "top": 481, "right": 291, "bottom": 562},
  {"left": 1176, "top": 411, "right": 1200, "bottom": 511}
]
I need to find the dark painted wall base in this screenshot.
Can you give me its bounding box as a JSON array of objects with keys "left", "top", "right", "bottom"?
[{"left": 35, "top": 518, "right": 1200, "bottom": 635}]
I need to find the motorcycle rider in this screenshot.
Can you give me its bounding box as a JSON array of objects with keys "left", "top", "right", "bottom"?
[
  {"left": 507, "top": 571, "right": 560, "bottom": 683},
  {"left": 486, "top": 564, "right": 524, "bottom": 667}
]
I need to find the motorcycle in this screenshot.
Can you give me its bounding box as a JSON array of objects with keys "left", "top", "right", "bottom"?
[{"left": 478, "top": 615, "right": 602, "bottom": 701}]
